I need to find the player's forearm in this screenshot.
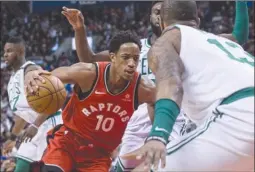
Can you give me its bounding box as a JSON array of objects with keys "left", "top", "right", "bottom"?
[
  {"left": 156, "top": 78, "right": 183, "bottom": 106},
  {"left": 74, "top": 25, "right": 95, "bottom": 63},
  {"left": 147, "top": 103, "right": 155, "bottom": 122},
  {"left": 148, "top": 78, "right": 183, "bottom": 145},
  {"left": 11, "top": 115, "right": 27, "bottom": 136},
  {"left": 232, "top": 1, "right": 249, "bottom": 45},
  {"left": 33, "top": 113, "right": 48, "bottom": 128},
  {"left": 219, "top": 2, "right": 249, "bottom": 44},
  {"left": 51, "top": 67, "right": 74, "bottom": 84}
]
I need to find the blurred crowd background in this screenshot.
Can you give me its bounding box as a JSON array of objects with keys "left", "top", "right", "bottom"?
[{"left": 1, "top": 1, "right": 254, "bottom": 170}]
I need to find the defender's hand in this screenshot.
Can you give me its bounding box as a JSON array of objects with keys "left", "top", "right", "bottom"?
[
  {"left": 121, "top": 140, "right": 166, "bottom": 171},
  {"left": 61, "top": 6, "right": 85, "bottom": 30},
  {"left": 20, "top": 124, "right": 38, "bottom": 143},
  {"left": 2, "top": 139, "right": 16, "bottom": 156},
  {"left": 25, "top": 69, "right": 50, "bottom": 93}
]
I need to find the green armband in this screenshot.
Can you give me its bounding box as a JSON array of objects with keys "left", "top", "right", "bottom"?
[
  {"left": 232, "top": 1, "right": 249, "bottom": 45},
  {"left": 148, "top": 99, "right": 180, "bottom": 144}
]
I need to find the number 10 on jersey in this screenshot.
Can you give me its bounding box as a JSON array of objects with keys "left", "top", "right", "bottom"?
[{"left": 95, "top": 115, "right": 115, "bottom": 132}]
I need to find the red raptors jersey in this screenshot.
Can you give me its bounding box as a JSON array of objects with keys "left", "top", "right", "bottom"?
[{"left": 62, "top": 62, "right": 141, "bottom": 152}]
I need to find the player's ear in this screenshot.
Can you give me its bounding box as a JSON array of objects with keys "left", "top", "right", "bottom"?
[
  {"left": 197, "top": 17, "right": 201, "bottom": 28},
  {"left": 109, "top": 52, "right": 116, "bottom": 63}
]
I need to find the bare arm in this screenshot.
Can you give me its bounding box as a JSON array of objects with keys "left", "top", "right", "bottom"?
[
  {"left": 138, "top": 76, "right": 156, "bottom": 122},
  {"left": 61, "top": 7, "right": 110, "bottom": 63},
  {"left": 11, "top": 115, "right": 27, "bottom": 136},
  {"left": 219, "top": 1, "right": 249, "bottom": 44},
  {"left": 24, "top": 63, "right": 96, "bottom": 94},
  {"left": 74, "top": 26, "right": 110, "bottom": 62},
  {"left": 51, "top": 63, "right": 96, "bottom": 92},
  {"left": 148, "top": 29, "right": 184, "bottom": 106},
  {"left": 146, "top": 28, "right": 184, "bottom": 145}
]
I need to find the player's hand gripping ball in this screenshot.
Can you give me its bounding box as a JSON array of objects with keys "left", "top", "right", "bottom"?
[{"left": 26, "top": 70, "right": 67, "bottom": 116}]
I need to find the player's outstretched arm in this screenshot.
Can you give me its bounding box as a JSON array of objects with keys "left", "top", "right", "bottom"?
[
  {"left": 148, "top": 28, "right": 184, "bottom": 142},
  {"left": 51, "top": 62, "right": 96, "bottom": 86},
  {"left": 62, "top": 7, "right": 110, "bottom": 63},
  {"left": 139, "top": 28, "right": 184, "bottom": 170},
  {"left": 2, "top": 115, "right": 27, "bottom": 155},
  {"left": 137, "top": 76, "right": 156, "bottom": 122},
  {"left": 219, "top": 1, "right": 249, "bottom": 45},
  {"left": 20, "top": 113, "right": 48, "bottom": 143},
  {"left": 25, "top": 63, "right": 96, "bottom": 94}
]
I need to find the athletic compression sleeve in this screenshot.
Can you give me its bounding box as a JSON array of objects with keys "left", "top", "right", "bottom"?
[
  {"left": 232, "top": 1, "right": 249, "bottom": 45},
  {"left": 147, "top": 99, "right": 180, "bottom": 144}
]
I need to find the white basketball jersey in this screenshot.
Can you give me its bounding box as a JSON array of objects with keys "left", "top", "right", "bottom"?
[
  {"left": 7, "top": 61, "right": 39, "bottom": 123},
  {"left": 175, "top": 25, "right": 254, "bottom": 124}
]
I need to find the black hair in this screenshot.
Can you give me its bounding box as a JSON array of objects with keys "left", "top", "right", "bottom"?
[
  {"left": 109, "top": 30, "right": 141, "bottom": 53},
  {"left": 6, "top": 36, "right": 25, "bottom": 45},
  {"left": 162, "top": 0, "right": 198, "bottom": 24}
]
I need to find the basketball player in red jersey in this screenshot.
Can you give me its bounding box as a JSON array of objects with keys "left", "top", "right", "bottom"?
[{"left": 25, "top": 30, "right": 155, "bottom": 172}]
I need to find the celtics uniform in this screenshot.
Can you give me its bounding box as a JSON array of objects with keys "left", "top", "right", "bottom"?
[
  {"left": 114, "top": 38, "right": 195, "bottom": 171},
  {"left": 157, "top": 25, "right": 254, "bottom": 171},
  {"left": 7, "top": 61, "right": 63, "bottom": 162}
]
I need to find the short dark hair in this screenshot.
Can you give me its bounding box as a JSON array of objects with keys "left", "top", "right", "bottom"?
[
  {"left": 109, "top": 30, "right": 141, "bottom": 53},
  {"left": 6, "top": 36, "right": 25, "bottom": 45},
  {"left": 162, "top": 0, "right": 198, "bottom": 24}
]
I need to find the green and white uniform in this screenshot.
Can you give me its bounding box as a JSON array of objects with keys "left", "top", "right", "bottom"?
[
  {"left": 158, "top": 25, "right": 254, "bottom": 171},
  {"left": 7, "top": 61, "right": 63, "bottom": 162}
]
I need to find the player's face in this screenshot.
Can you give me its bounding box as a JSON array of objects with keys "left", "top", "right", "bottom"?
[
  {"left": 150, "top": 2, "right": 162, "bottom": 37},
  {"left": 111, "top": 43, "right": 140, "bottom": 81},
  {"left": 3, "top": 43, "right": 19, "bottom": 67}
]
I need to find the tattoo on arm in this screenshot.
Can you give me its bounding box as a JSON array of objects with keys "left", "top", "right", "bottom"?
[{"left": 148, "top": 29, "right": 184, "bottom": 107}]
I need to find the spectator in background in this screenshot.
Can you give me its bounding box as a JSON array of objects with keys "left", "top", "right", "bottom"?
[{"left": 57, "top": 52, "right": 71, "bottom": 66}]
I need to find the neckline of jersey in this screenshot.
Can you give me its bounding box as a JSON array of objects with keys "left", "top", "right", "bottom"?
[{"left": 104, "top": 64, "right": 131, "bottom": 96}]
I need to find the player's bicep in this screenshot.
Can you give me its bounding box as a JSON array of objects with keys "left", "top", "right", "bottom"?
[{"left": 149, "top": 30, "right": 184, "bottom": 106}]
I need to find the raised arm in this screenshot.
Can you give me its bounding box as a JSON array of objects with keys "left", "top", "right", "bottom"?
[
  {"left": 62, "top": 7, "right": 110, "bottom": 63},
  {"left": 138, "top": 76, "right": 156, "bottom": 122},
  {"left": 219, "top": 1, "right": 249, "bottom": 45}
]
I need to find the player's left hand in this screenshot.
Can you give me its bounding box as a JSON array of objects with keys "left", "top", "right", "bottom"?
[
  {"left": 121, "top": 140, "right": 166, "bottom": 171},
  {"left": 20, "top": 124, "right": 38, "bottom": 143},
  {"left": 2, "top": 139, "right": 16, "bottom": 156}
]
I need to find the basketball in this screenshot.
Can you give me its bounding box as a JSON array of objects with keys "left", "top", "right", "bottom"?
[{"left": 27, "top": 74, "right": 67, "bottom": 116}]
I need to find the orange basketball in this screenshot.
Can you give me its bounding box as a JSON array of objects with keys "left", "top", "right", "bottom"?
[{"left": 27, "top": 74, "right": 67, "bottom": 116}]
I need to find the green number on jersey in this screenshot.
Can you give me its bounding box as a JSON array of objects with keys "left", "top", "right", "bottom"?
[{"left": 207, "top": 38, "right": 254, "bottom": 67}]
